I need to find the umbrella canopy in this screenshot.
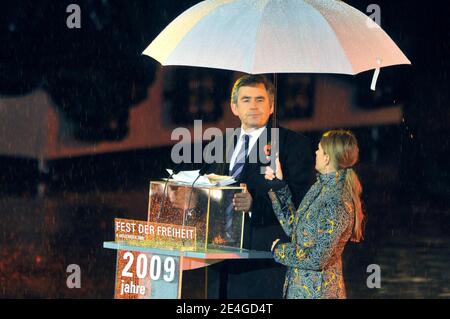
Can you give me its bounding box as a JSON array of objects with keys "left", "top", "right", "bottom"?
[{"left": 143, "top": 0, "right": 410, "bottom": 76}]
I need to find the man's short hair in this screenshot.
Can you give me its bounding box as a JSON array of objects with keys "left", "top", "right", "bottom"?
[{"left": 231, "top": 75, "right": 275, "bottom": 106}]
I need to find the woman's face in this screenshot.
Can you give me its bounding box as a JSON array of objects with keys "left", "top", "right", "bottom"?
[{"left": 315, "top": 142, "right": 329, "bottom": 174}]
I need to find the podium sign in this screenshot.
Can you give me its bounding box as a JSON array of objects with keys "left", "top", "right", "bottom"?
[
  {"left": 114, "top": 218, "right": 196, "bottom": 249},
  {"left": 113, "top": 218, "right": 195, "bottom": 299},
  {"left": 114, "top": 250, "right": 181, "bottom": 299}
]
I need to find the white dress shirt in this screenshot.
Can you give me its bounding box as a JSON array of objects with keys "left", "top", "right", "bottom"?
[{"left": 229, "top": 126, "right": 266, "bottom": 172}]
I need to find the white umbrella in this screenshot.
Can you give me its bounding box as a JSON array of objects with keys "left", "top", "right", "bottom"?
[{"left": 143, "top": 0, "right": 411, "bottom": 89}]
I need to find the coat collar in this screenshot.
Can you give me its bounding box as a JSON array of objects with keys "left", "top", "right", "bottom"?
[{"left": 317, "top": 169, "right": 347, "bottom": 187}]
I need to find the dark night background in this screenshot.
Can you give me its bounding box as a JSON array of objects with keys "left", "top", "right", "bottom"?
[{"left": 0, "top": 0, "right": 449, "bottom": 298}]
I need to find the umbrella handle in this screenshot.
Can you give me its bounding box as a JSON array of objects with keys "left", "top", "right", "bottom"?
[
  {"left": 269, "top": 73, "right": 278, "bottom": 172},
  {"left": 272, "top": 73, "right": 278, "bottom": 128},
  {"left": 370, "top": 58, "right": 382, "bottom": 91}
]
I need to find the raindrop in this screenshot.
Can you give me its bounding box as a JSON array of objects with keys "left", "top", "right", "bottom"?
[{"left": 8, "top": 23, "right": 17, "bottom": 32}]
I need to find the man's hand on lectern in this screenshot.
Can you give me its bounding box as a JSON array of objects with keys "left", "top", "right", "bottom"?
[{"left": 233, "top": 192, "right": 252, "bottom": 212}]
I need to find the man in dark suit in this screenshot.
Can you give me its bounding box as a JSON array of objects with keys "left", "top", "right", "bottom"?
[{"left": 202, "top": 74, "right": 313, "bottom": 298}]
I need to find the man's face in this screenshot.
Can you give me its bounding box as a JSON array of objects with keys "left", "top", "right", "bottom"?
[{"left": 231, "top": 83, "right": 274, "bottom": 131}]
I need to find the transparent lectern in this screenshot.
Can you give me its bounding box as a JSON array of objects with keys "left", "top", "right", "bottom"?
[
  {"left": 148, "top": 181, "right": 246, "bottom": 250},
  {"left": 103, "top": 180, "right": 272, "bottom": 299}
]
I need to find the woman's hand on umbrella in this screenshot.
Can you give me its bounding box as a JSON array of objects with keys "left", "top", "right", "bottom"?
[
  {"left": 264, "top": 155, "right": 283, "bottom": 180},
  {"left": 271, "top": 239, "right": 280, "bottom": 252}
]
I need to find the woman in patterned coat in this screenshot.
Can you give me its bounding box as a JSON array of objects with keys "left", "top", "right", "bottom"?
[{"left": 265, "top": 130, "right": 365, "bottom": 299}]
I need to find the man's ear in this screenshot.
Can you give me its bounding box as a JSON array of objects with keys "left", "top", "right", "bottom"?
[
  {"left": 231, "top": 103, "right": 239, "bottom": 116},
  {"left": 269, "top": 102, "right": 274, "bottom": 115}
]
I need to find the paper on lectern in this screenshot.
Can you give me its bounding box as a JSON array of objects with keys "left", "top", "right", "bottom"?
[{"left": 165, "top": 169, "right": 236, "bottom": 186}]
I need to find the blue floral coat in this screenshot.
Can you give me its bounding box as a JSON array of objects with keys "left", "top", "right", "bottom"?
[{"left": 268, "top": 170, "right": 355, "bottom": 299}]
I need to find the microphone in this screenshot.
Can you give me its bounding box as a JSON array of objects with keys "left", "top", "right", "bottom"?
[
  {"left": 157, "top": 167, "right": 181, "bottom": 221},
  {"left": 182, "top": 166, "right": 209, "bottom": 226}
]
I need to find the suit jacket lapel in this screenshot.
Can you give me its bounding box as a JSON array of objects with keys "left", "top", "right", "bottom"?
[{"left": 224, "top": 128, "right": 240, "bottom": 176}]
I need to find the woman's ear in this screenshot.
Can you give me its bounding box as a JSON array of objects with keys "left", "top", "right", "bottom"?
[{"left": 324, "top": 153, "right": 331, "bottom": 167}]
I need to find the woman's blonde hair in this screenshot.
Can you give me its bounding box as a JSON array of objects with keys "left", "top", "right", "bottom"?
[{"left": 320, "top": 130, "right": 365, "bottom": 242}]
